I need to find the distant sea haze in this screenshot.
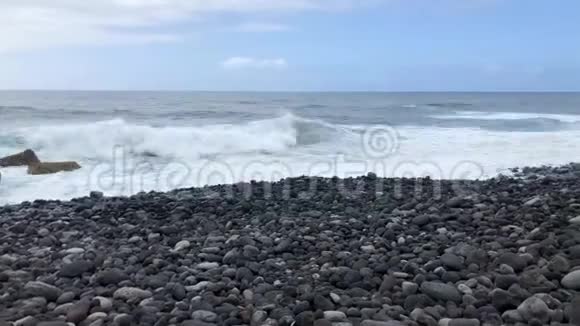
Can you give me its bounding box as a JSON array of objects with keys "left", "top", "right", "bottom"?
[{"left": 1, "top": 91, "right": 580, "bottom": 205}]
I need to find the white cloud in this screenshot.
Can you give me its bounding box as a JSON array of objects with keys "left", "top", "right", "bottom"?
[
  {"left": 483, "top": 63, "right": 503, "bottom": 75},
  {"left": 0, "top": 0, "right": 371, "bottom": 53},
  {"left": 222, "top": 57, "right": 288, "bottom": 70},
  {"left": 236, "top": 22, "right": 292, "bottom": 33}
]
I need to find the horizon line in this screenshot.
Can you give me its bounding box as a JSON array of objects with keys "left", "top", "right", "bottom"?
[{"left": 1, "top": 89, "right": 580, "bottom": 93}]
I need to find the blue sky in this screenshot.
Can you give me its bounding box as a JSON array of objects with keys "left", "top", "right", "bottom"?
[{"left": 0, "top": 0, "right": 578, "bottom": 91}]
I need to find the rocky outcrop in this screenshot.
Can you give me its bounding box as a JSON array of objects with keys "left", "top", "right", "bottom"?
[
  {"left": 0, "top": 149, "right": 81, "bottom": 177},
  {"left": 0, "top": 149, "right": 40, "bottom": 167},
  {"left": 27, "top": 162, "right": 81, "bottom": 175}
]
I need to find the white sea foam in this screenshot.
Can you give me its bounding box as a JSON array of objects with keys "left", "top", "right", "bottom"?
[
  {"left": 433, "top": 111, "right": 580, "bottom": 123},
  {"left": 1, "top": 113, "right": 355, "bottom": 161},
  {"left": 2, "top": 112, "right": 580, "bottom": 205}
]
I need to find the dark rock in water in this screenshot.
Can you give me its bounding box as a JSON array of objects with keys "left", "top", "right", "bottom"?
[
  {"left": 90, "top": 191, "right": 104, "bottom": 199},
  {"left": 0, "top": 149, "right": 40, "bottom": 167},
  {"left": 420, "top": 282, "right": 462, "bottom": 303},
  {"left": 141, "top": 151, "right": 159, "bottom": 158},
  {"left": 27, "top": 161, "right": 81, "bottom": 175}
]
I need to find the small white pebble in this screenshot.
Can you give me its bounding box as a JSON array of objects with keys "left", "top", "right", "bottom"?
[
  {"left": 128, "top": 236, "right": 142, "bottom": 243},
  {"left": 37, "top": 228, "right": 50, "bottom": 237},
  {"left": 434, "top": 267, "right": 446, "bottom": 274},
  {"left": 64, "top": 248, "right": 85, "bottom": 254},
  {"left": 458, "top": 284, "right": 473, "bottom": 295},
  {"left": 173, "top": 240, "right": 190, "bottom": 252},
  {"left": 330, "top": 292, "right": 341, "bottom": 304},
  {"left": 361, "top": 245, "right": 375, "bottom": 253}
]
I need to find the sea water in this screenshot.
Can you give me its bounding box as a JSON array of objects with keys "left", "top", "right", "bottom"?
[{"left": 1, "top": 91, "right": 580, "bottom": 205}]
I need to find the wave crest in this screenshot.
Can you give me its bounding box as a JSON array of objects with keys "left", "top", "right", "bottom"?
[{"left": 2, "top": 113, "right": 346, "bottom": 161}]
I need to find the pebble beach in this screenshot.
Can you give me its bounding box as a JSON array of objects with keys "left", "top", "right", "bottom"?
[{"left": 2, "top": 164, "right": 580, "bottom": 326}]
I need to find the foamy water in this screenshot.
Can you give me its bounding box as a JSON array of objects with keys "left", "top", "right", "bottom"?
[
  {"left": 1, "top": 91, "right": 580, "bottom": 205},
  {"left": 433, "top": 111, "right": 580, "bottom": 122}
]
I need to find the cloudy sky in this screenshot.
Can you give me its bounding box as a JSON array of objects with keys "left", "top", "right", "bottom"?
[{"left": 0, "top": 0, "right": 578, "bottom": 91}]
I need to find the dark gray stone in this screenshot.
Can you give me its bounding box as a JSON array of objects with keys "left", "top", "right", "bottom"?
[
  {"left": 420, "top": 281, "right": 462, "bottom": 303},
  {"left": 66, "top": 301, "right": 90, "bottom": 324},
  {"left": 96, "top": 269, "right": 129, "bottom": 285},
  {"left": 441, "top": 253, "right": 465, "bottom": 270},
  {"left": 496, "top": 253, "right": 527, "bottom": 272},
  {"left": 24, "top": 281, "right": 62, "bottom": 301},
  {"left": 59, "top": 260, "right": 93, "bottom": 278}
]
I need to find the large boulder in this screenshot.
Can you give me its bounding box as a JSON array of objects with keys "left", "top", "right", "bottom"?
[
  {"left": 27, "top": 161, "right": 81, "bottom": 175},
  {"left": 0, "top": 149, "right": 40, "bottom": 167}
]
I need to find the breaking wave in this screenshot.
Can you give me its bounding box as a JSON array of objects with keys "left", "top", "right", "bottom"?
[{"left": 0, "top": 113, "right": 351, "bottom": 161}]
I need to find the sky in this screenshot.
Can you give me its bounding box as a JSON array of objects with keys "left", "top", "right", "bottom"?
[{"left": 0, "top": 0, "right": 578, "bottom": 91}]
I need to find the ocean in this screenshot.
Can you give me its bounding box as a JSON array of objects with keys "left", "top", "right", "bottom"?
[{"left": 1, "top": 91, "right": 580, "bottom": 205}]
